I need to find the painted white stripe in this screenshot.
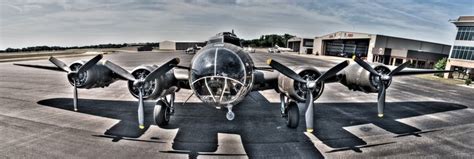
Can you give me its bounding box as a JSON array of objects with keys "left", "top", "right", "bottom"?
[{"left": 396, "top": 108, "right": 474, "bottom": 130}]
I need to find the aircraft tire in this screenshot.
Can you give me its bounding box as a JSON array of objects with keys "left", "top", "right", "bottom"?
[
  {"left": 154, "top": 100, "right": 170, "bottom": 126},
  {"left": 286, "top": 101, "right": 299, "bottom": 128}
]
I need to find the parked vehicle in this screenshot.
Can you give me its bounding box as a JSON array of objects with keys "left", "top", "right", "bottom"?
[
  {"left": 268, "top": 48, "right": 276, "bottom": 53},
  {"left": 185, "top": 45, "right": 202, "bottom": 54},
  {"left": 243, "top": 47, "right": 256, "bottom": 53}
]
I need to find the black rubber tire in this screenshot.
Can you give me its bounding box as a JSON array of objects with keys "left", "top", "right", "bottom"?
[
  {"left": 154, "top": 100, "right": 170, "bottom": 127},
  {"left": 286, "top": 102, "right": 299, "bottom": 128}
]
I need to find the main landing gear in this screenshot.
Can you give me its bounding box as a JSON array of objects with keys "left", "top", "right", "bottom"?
[
  {"left": 154, "top": 93, "right": 175, "bottom": 127},
  {"left": 280, "top": 93, "right": 299, "bottom": 128}
]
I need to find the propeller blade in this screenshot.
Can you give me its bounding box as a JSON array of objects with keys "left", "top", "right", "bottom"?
[
  {"left": 388, "top": 61, "right": 410, "bottom": 76},
  {"left": 144, "top": 58, "right": 180, "bottom": 82},
  {"left": 353, "top": 57, "right": 379, "bottom": 76},
  {"left": 13, "top": 63, "right": 67, "bottom": 72},
  {"left": 305, "top": 90, "right": 314, "bottom": 133},
  {"left": 138, "top": 88, "right": 145, "bottom": 129},
  {"left": 102, "top": 60, "right": 137, "bottom": 81},
  {"left": 73, "top": 81, "right": 78, "bottom": 112},
  {"left": 377, "top": 79, "right": 386, "bottom": 118},
  {"left": 392, "top": 70, "right": 454, "bottom": 76},
  {"left": 315, "top": 60, "right": 349, "bottom": 83},
  {"left": 78, "top": 54, "right": 103, "bottom": 74},
  {"left": 267, "top": 59, "right": 306, "bottom": 83},
  {"left": 49, "top": 56, "right": 71, "bottom": 72}
]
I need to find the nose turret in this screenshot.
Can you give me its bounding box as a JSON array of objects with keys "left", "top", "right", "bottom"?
[{"left": 190, "top": 44, "right": 248, "bottom": 105}]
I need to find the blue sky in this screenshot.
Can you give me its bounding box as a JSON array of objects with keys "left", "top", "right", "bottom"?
[{"left": 0, "top": 0, "right": 473, "bottom": 49}]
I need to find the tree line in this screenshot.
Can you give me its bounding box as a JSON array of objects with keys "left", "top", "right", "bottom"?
[
  {"left": 0, "top": 34, "right": 294, "bottom": 53},
  {"left": 0, "top": 43, "right": 160, "bottom": 53},
  {"left": 241, "top": 34, "right": 295, "bottom": 47}
]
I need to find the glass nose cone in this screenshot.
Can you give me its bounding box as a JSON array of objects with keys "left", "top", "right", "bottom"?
[{"left": 190, "top": 47, "right": 247, "bottom": 105}]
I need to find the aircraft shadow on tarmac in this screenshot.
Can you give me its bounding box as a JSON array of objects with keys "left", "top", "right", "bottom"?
[{"left": 37, "top": 92, "right": 467, "bottom": 157}]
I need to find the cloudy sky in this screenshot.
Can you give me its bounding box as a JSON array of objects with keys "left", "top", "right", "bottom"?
[{"left": 0, "top": 0, "right": 473, "bottom": 49}]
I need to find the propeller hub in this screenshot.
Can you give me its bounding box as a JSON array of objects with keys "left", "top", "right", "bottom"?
[
  {"left": 291, "top": 67, "right": 326, "bottom": 102},
  {"left": 127, "top": 67, "right": 159, "bottom": 99},
  {"left": 306, "top": 81, "right": 316, "bottom": 90},
  {"left": 381, "top": 74, "right": 391, "bottom": 81},
  {"left": 370, "top": 66, "right": 392, "bottom": 89},
  {"left": 68, "top": 63, "right": 88, "bottom": 87},
  {"left": 133, "top": 80, "right": 144, "bottom": 88}
]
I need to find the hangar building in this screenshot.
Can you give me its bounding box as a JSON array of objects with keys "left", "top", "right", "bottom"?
[
  {"left": 445, "top": 16, "right": 474, "bottom": 79},
  {"left": 159, "top": 40, "right": 176, "bottom": 50},
  {"left": 313, "top": 31, "right": 451, "bottom": 69},
  {"left": 287, "top": 37, "right": 314, "bottom": 54},
  {"left": 159, "top": 41, "right": 206, "bottom": 51}
]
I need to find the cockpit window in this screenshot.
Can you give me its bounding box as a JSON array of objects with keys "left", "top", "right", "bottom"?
[
  {"left": 208, "top": 38, "right": 223, "bottom": 44},
  {"left": 223, "top": 37, "right": 241, "bottom": 46},
  {"left": 190, "top": 46, "right": 247, "bottom": 105}
]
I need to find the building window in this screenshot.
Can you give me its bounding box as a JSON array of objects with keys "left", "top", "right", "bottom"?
[
  {"left": 395, "top": 58, "right": 404, "bottom": 66},
  {"left": 303, "top": 39, "right": 314, "bottom": 47},
  {"left": 451, "top": 45, "right": 474, "bottom": 60},
  {"left": 455, "top": 26, "right": 474, "bottom": 41}
]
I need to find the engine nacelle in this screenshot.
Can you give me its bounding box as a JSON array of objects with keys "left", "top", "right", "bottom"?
[
  {"left": 341, "top": 64, "right": 392, "bottom": 93},
  {"left": 278, "top": 66, "right": 324, "bottom": 102},
  {"left": 67, "top": 60, "right": 118, "bottom": 89},
  {"left": 127, "top": 65, "right": 177, "bottom": 100}
]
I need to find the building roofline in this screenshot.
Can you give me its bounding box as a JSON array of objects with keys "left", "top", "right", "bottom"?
[
  {"left": 450, "top": 16, "right": 474, "bottom": 26},
  {"left": 289, "top": 36, "right": 314, "bottom": 40},
  {"left": 315, "top": 31, "right": 376, "bottom": 39},
  {"left": 315, "top": 31, "right": 450, "bottom": 46},
  {"left": 375, "top": 34, "right": 451, "bottom": 46},
  {"left": 159, "top": 40, "right": 205, "bottom": 43},
  {"left": 451, "top": 16, "right": 474, "bottom": 22}
]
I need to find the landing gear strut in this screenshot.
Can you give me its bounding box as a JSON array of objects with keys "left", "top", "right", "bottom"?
[
  {"left": 154, "top": 93, "right": 175, "bottom": 127},
  {"left": 280, "top": 93, "right": 299, "bottom": 128}
]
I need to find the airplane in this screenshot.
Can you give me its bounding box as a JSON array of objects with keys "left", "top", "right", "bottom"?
[
  {"left": 14, "top": 31, "right": 453, "bottom": 133},
  {"left": 274, "top": 44, "right": 293, "bottom": 52}
]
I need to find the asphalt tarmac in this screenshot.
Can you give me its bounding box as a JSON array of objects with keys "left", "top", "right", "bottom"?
[{"left": 0, "top": 50, "right": 473, "bottom": 158}]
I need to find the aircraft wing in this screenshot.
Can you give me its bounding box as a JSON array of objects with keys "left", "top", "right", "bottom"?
[
  {"left": 251, "top": 63, "right": 348, "bottom": 92},
  {"left": 393, "top": 69, "right": 453, "bottom": 76}
]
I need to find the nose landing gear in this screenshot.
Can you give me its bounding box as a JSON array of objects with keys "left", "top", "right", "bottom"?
[{"left": 226, "top": 104, "right": 235, "bottom": 120}]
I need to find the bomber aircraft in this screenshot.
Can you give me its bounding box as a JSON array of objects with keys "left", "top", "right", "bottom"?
[{"left": 15, "top": 31, "right": 452, "bottom": 133}]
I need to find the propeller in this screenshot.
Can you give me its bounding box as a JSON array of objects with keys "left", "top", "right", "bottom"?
[
  {"left": 267, "top": 59, "right": 349, "bottom": 132},
  {"left": 353, "top": 57, "right": 410, "bottom": 118},
  {"left": 49, "top": 54, "right": 103, "bottom": 111},
  {"left": 103, "top": 58, "right": 180, "bottom": 129}
]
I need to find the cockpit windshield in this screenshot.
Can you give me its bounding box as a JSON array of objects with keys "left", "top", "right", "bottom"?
[{"left": 190, "top": 46, "right": 248, "bottom": 105}]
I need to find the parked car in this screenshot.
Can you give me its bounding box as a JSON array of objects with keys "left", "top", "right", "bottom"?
[
  {"left": 185, "top": 47, "right": 194, "bottom": 54},
  {"left": 185, "top": 45, "right": 202, "bottom": 54},
  {"left": 243, "top": 47, "right": 255, "bottom": 53},
  {"left": 267, "top": 48, "right": 275, "bottom": 53}
]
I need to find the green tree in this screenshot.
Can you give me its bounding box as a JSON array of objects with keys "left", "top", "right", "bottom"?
[
  {"left": 283, "top": 34, "right": 295, "bottom": 47},
  {"left": 240, "top": 33, "right": 296, "bottom": 48},
  {"left": 434, "top": 57, "right": 447, "bottom": 77},
  {"left": 435, "top": 58, "right": 447, "bottom": 70}
]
